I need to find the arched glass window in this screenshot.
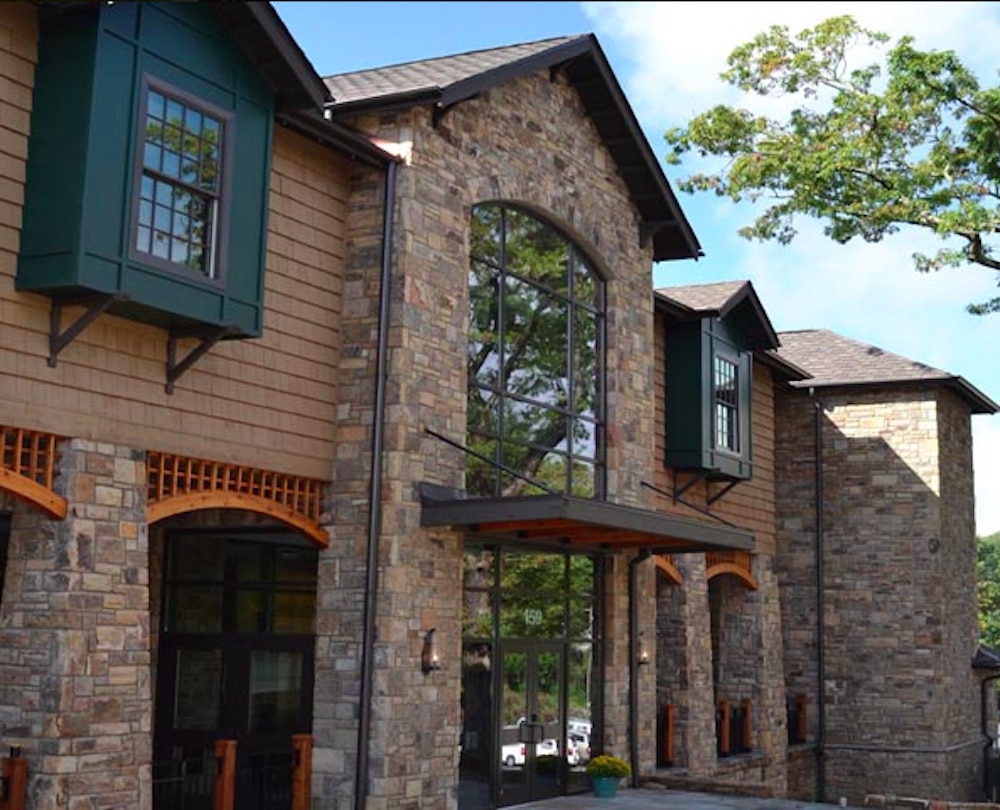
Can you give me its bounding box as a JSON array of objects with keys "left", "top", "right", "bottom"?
[{"left": 467, "top": 204, "right": 606, "bottom": 498}]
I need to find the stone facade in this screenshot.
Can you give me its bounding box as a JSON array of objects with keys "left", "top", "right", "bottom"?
[
  {"left": 776, "top": 385, "right": 985, "bottom": 805},
  {"left": 0, "top": 4, "right": 991, "bottom": 810},
  {"left": 327, "top": 67, "right": 660, "bottom": 808},
  {"left": 0, "top": 441, "right": 149, "bottom": 810}
]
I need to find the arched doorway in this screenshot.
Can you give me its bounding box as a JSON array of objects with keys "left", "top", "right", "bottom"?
[{"left": 145, "top": 453, "right": 328, "bottom": 809}]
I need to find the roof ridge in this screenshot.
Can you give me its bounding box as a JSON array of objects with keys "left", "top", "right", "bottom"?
[{"left": 321, "top": 33, "right": 588, "bottom": 80}]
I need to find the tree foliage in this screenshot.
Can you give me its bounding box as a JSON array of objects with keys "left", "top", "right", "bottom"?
[
  {"left": 664, "top": 15, "right": 1000, "bottom": 314},
  {"left": 980, "top": 532, "right": 1000, "bottom": 649}
]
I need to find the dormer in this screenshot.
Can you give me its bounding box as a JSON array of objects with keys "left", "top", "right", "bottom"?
[
  {"left": 655, "top": 281, "right": 780, "bottom": 482},
  {"left": 16, "top": 2, "right": 328, "bottom": 357}
]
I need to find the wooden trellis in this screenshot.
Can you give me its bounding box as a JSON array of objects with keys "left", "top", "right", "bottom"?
[
  {"left": 146, "top": 451, "right": 329, "bottom": 547},
  {"left": 0, "top": 426, "right": 67, "bottom": 519},
  {"left": 706, "top": 550, "right": 757, "bottom": 589}
]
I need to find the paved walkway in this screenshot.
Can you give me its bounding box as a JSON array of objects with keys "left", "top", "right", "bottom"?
[{"left": 523, "top": 788, "right": 864, "bottom": 810}]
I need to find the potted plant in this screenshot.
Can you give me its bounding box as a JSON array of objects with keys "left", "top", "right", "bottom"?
[{"left": 585, "top": 754, "right": 631, "bottom": 798}]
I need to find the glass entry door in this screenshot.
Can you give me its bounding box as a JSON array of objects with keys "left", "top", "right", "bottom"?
[
  {"left": 498, "top": 642, "right": 563, "bottom": 806},
  {"left": 153, "top": 531, "right": 317, "bottom": 810}
]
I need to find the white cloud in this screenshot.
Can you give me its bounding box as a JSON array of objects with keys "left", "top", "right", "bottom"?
[
  {"left": 584, "top": 1, "right": 1000, "bottom": 533},
  {"left": 583, "top": 2, "right": 1000, "bottom": 130},
  {"left": 974, "top": 419, "right": 1000, "bottom": 536}
]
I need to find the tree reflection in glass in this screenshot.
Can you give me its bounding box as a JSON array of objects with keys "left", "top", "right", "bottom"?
[{"left": 467, "top": 204, "right": 605, "bottom": 498}]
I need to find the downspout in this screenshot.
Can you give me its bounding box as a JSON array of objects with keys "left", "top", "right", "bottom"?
[
  {"left": 629, "top": 548, "right": 652, "bottom": 788},
  {"left": 810, "top": 388, "right": 827, "bottom": 803},
  {"left": 355, "top": 159, "right": 397, "bottom": 810}
]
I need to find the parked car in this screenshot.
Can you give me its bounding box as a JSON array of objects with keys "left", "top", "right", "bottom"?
[
  {"left": 567, "top": 717, "right": 592, "bottom": 736},
  {"left": 501, "top": 742, "right": 525, "bottom": 768},
  {"left": 568, "top": 731, "right": 591, "bottom": 763},
  {"left": 500, "top": 738, "right": 559, "bottom": 768}
]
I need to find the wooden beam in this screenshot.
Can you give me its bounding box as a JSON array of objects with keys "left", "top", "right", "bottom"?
[
  {"left": 147, "top": 492, "right": 329, "bottom": 548},
  {"left": 0, "top": 468, "right": 67, "bottom": 519}
]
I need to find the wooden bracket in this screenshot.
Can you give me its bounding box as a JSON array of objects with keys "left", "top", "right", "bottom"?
[
  {"left": 707, "top": 478, "right": 741, "bottom": 505},
  {"left": 639, "top": 219, "right": 673, "bottom": 248},
  {"left": 49, "top": 293, "right": 127, "bottom": 367},
  {"left": 166, "top": 325, "right": 240, "bottom": 394}
]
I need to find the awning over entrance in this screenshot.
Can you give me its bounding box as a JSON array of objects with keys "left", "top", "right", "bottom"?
[{"left": 419, "top": 485, "right": 754, "bottom": 552}]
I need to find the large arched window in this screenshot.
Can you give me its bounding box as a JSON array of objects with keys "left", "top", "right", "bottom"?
[{"left": 467, "top": 203, "right": 606, "bottom": 499}]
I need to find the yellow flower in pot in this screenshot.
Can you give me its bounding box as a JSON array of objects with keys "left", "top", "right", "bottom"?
[{"left": 585, "top": 754, "right": 631, "bottom": 798}]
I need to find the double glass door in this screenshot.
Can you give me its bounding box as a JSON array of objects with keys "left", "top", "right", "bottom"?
[{"left": 498, "top": 642, "right": 563, "bottom": 805}]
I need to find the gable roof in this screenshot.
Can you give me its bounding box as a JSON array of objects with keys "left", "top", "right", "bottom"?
[
  {"left": 208, "top": 2, "right": 332, "bottom": 111},
  {"left": 323, "top": 34, "right": 703, "bottom": 263},
  {"left": 38, "top": 1, "right": 331, "bottom": 111},
  {"left": 655, "top": 280, "right": 780, "bottom": 351},
  {"left": 774, "top": 329, "right": 997, "bottom": 414}
]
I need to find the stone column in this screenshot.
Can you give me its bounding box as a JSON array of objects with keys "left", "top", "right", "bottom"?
[
  {"left": 664, "top": 553, "right": 716, "bottom": 774},
  {"left": 0, "top": 440, "right": 150, "bottom": 809}
]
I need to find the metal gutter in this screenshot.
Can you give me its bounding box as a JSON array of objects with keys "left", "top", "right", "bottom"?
[
  {"left": 275, "top": 109, "right": 397, "bottom": 168},
  {"left": 354, "top": 159, "right": 398, "bottom": 810},
  {"left": 811, "top": 388, "right": 827, "bottom": 803}
]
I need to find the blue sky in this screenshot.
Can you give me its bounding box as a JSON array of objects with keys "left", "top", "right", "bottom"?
[{"left": 273, "top": 2, "right": 1000, "bottom": 535}]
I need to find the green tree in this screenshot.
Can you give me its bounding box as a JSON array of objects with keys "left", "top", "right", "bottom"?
[
  {"left": 664, "top": 15, "right": 1000, "bottom": 314},
  {"left": 980, "top": 532, "right": 1000, "bottom": 649}
]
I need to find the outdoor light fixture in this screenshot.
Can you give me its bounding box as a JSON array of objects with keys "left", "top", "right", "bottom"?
[
  {"left": 637, "top": 632, "right": 650, "bottom": 666},
  {"left": 422, "top": 628, "right": 442, "bottom": 674}
]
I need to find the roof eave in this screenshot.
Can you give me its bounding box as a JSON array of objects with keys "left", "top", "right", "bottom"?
[
  {"left": 567, "top": 35, "right": 702, "bottom": 262},
  {"left": 276, "top": 109, "right": 399, "bottom": 167},
  {"left": 789, "top": 376, "right": 999, "bottom": 414},
  {"left": 208, "top": 2, "right": 331, "bottom": 111},
  {"left": 757, "top": 350, "right": 812, "bottom": 382},
  {"left": 325, "top": 34, "right": 703, "bottom": 262},
  {"left": 326, "top": 88, "right": 444, "bottom": 117}
]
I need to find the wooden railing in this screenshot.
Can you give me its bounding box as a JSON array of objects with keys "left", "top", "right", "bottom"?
[
  {"left": 660, "top": 704, "right": 675, "bottom": 766},
  {"left": 717, "top": 698, "right": 752, "bottom": 757},
  {"left": 152, "top": 735, "right": 313, "bottom": 810},
  {"left": 1, "top": 746, "right": 27, "bottom": 810}
]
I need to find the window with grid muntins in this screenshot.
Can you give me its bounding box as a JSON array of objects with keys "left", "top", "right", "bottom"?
[
  {"left": 136, "top": 88, "right": 223, "bottom": 278},
  {"left": 714, "top": 355, "right": 739, "bottom": 452}
]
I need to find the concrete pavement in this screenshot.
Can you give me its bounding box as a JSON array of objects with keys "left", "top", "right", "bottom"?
[{"left": 523, "top": 787, "right": 865, "bottom": 810}]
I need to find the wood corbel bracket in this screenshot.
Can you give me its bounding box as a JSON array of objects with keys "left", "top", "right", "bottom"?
[
  {"left": 166, "top": 325, "right": 241, "bottom": 394},
  {"left": 49, "top": 293, "right": 128, "bottom": 367}
]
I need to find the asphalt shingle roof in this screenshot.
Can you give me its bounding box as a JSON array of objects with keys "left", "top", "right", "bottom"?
[
  {"left": 656, "top": 281, "right": 750, "bottom": 314},
  {"left": 655, "top": 281, "right": 780, "bottom": 351},
  {"left": 774, "top": 329, "right": 997, "bottom": 413},
  {"left": 320, "top": 33, "right": 702, "bottom": 262},
  {"left": 774, "top": 329, "right": 951, "bottom": 386},
  {"left": 324, "top": 36, "right": 581, "bottom": 105}
]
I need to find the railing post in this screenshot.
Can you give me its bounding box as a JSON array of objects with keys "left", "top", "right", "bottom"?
[
  {"left": 718, "top": 699, "right": 731, "bottom": 756},
  {"left": 213, "top": 739, "right": 237, "bottom": 810},
  {"left": 662, "top": 704, "right": 675, "bottom": 766},
  {"left": 291, "top": 734, "right": 313, "bottom": 810},
  {"left": 1, "top": 747, "right": 27, "bottom": 810},
  {"left": 796, "top": 693, "right": 808, "bottom": 742},
  {"left": 741, "top": 698, "right": 752, "bottom": 751}
]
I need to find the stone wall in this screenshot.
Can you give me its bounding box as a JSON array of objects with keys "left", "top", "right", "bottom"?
[
  {"left": 0, "top": 440, "right": 150, "bottom": 810},
  {"left": 775, "top": 383, "right": 983, "bottom": 804},
  {"left": 335, "top": 66, "right": 659, "bottom": 808}
]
